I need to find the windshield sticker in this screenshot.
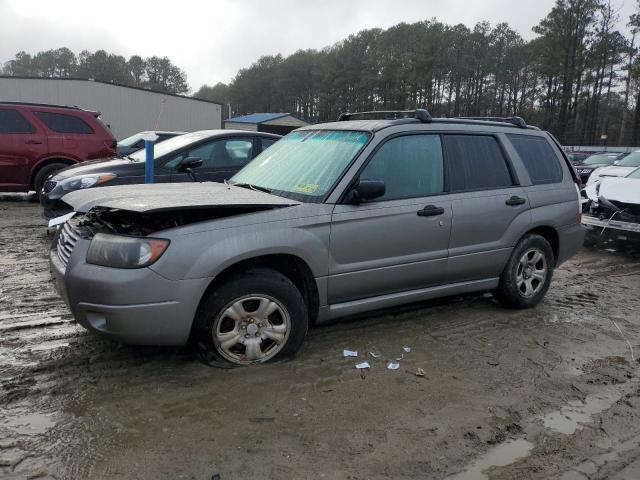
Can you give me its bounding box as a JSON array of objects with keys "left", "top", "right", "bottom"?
[{"left": 293, "top": 183, "right": 319, "bottom": 194}]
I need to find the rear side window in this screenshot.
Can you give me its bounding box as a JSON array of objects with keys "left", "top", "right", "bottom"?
[
  {"left": 360, "top": 134, "right": 444, "bottom": 201},
  {"left": 0, "top": 109, "right": 35, "bottom": 133},
  {"left": 35, "top": 112, "right": 94, "bottom": 134},
  {"left": 444, "top": 135, "right": 513, "bottom": 191},
  {"left": 508, "top": 134, "right": 563, "bottom": 184}
]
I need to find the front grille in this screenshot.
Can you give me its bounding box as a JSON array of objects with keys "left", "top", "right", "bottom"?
[
  {"left": 56, "top": 221, "right": 81, "bottom": 267},
  {"left": 43, "top": 180, "right": 57, "bottom": 193}
]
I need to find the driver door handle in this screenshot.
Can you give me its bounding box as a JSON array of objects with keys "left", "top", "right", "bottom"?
[
  {"left": 417, "top": 205, "right": 445, "bottom": 217},
  {"left": 25, "top": 139, "right": 43, "bottom": 145}
]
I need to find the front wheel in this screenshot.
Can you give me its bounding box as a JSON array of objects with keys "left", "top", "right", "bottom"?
[
  {"left": 194, "top": 268, "right": 309, "bottom": 367},
  {"left": 493, "top": 234, "right": 554, "bottom": 309}
]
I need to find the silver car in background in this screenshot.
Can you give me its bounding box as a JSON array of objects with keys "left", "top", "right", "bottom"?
[{"left": 50, "top": 110, "right": 585, "bottom": 367}]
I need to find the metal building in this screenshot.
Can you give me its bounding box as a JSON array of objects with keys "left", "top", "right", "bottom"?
[
  {"left": 224, "top": 113, "right": 308, "bottom": 135},
  {"left": 0, "top": 76, "right": 222, "bottom": 140}
]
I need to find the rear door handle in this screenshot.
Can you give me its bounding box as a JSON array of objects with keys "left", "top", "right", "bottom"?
[
  {"left": 505, "top": 195, "right": 526, "bottom": 206},
  {"left": 417, "top": 205, "right": 445, "bottom": 217},
  {"left": 25, "top": 139, "right": 43, "bottom": 145}
]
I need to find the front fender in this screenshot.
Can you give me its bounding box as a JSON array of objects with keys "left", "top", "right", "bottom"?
[{"left": 150, "top": 220, "right": 331, "bottom": 281}]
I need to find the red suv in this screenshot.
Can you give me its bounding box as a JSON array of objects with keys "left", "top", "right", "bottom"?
[{"left": 0, "top": 102, "right": 117, "bottom": 194}]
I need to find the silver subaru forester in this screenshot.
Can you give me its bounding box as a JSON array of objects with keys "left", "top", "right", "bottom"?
[{"left": 50, "top": 110, "right": 585, "bottom": 367}]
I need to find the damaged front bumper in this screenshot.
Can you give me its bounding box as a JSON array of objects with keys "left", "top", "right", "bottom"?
[
  {"left": 582, "top": 214, "right": 640, "bottom": 234},
  {"left": 49, "top": 220, "right": 212, "bottom": 346}
]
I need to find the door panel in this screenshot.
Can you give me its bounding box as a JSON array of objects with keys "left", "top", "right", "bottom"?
[
  {"left": 0, "top": 109, "right": 47, "bottom": 191},
  {"left": 329, "top": 198, "right": 452, "bottom": 303},
  {"left": 447, "top": 188, "right": 531, "bottom": 282}
]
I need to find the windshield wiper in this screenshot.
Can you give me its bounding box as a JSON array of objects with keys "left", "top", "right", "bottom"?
[{"left": 231, "top": 182, "right": 272, "bottom": 194}]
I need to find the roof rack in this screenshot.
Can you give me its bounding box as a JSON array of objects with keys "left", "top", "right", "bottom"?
[
  {"left": 338, "top": 108, "right": 432, "bottom": 123},
  {"left": 452, "top": 116, "right": 528, "bottom": 129},
  {"left": 0, "top": 101, "right": 81, "bottom": 110}
]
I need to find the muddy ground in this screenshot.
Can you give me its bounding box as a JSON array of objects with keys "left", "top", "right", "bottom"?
[{"left": 0, "top": 194, "right": 639, "bottom": 480}]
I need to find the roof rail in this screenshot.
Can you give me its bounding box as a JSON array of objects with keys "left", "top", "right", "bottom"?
[
  {"left": 453, "top": 116, "right": 528, "bottom": 128},
  {"left": 337, "top": 108, "right": 432, "bottom": 123},
  {"left": 0, "top": 101, "right": 81, "bottom": 110}
]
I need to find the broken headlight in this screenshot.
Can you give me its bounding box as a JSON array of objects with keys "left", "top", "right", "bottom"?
[
  {"left": 58, "top": 173, "right": 116, "bottom": 193},
  {"left": 86, "top": 234, "right": 170, "bottom": 268}
]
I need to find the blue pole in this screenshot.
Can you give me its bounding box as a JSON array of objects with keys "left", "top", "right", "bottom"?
[{"left": 144, "top": 139, "right": 154, "bottom": 183}]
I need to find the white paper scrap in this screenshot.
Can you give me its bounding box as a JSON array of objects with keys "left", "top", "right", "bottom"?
[
  {"left": 387, "top": 362, "right": 400, "bottom": 370},
  {"left": 355, "top": 362, "right": 370, "bottom": 369},
  {"left": 403, "top": 346, "right": 411, "bottom": 353},
  {"left": 369, "top": 352, "right": 381, "bottom": 358},
  {"left": 343, "top": 349, "right": 358, "bottom": 357}
]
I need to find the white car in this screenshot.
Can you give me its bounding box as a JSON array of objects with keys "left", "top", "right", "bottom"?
[{"left": 587, "top": 150, "right": 640, "bottom": 185}]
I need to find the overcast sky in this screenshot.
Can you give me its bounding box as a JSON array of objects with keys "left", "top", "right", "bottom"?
[{"left": 0, "top": 0, "right": 636, "bottom": 91}]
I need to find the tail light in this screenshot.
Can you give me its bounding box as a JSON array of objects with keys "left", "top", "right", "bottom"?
[{"left": 106, "top": 140, "right": 117, "bottom": 151}]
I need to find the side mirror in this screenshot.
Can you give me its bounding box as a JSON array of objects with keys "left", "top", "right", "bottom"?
[
  {"left": 178, "top": 157, "right": 203, "bottom": 171},
  {"left": 347, "top": 179, "right": 385, "bottom": 204}
]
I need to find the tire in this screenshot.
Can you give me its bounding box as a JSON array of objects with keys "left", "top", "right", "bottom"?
[
  {"left": 193, "top": 268, "right": 309, "bottom": 367},
  {"left": 493, "top": 234, "right": 554, "bottom": 309},
  {"left": 33, "top": 162, "right": 69, "bottom": 197}
]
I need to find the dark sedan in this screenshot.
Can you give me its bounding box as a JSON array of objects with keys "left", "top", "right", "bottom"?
[{"left": 41, "top": 130, "right": 280, "bottom": 218}]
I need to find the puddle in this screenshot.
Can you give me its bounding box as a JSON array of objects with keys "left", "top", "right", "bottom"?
[
  {"left": 542, "top": 385, "right": 626, "bottom": 435},
  {"left": 3, "top": 413, "right": 56, "bottom": 435},
  {"left": 447, "top": 438, "right": 534, "bottom": 480}
]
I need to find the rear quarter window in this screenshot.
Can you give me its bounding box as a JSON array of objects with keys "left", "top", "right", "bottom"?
[
  {"left": 507, "top": 134, "right": 563, "bottom": 185},
  {"left": 35, "top": 111, "right": 94, "bottom": 134},
  {"left": 0, "top": 109, "right": 35, "bottom": 133},
  {"left": 443, "top": 135, "right": 513, "bottom": 191}
]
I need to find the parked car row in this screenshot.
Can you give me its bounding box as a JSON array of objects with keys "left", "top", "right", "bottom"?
[
  {"left": 47, "top": 110, "right": 585, "bottom": 367},
  {"left": 40, "top": 130, "right": 280, "bottom": 218},
  {"left": 569, "top": 150, "right": 640, "bottom": 185}
]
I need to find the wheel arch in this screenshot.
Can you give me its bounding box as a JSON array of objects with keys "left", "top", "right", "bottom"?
[
  {"left": 197, "top": 253, "right": 320, "bottom": 326},
  {"left": 30, "top": 157, "right": 77, "bottom": 189},
  {"left": 524, "top": 225, "right": 559, "bottom": 266}
]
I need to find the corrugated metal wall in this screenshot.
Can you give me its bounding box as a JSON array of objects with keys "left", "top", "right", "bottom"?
[{"left": 0, "top": 78, "right": 222, "bottom": 139}]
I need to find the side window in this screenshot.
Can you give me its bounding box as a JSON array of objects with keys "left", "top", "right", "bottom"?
[
  {"left": 261, "top": 138, "right": 277, "bottom": 151},
  {"left": 359, "top": 134, "right": 444, "bottom": 201},
  {"left": 34, "top": 112, "right": 94, "bottom": 134},
  {"left": 444, "top": 135, "right": 513, "bottom": 191},
  {"left": 507, "top": 134, "right": 563, "bottom": 185},
  {"left": 180, "top": 138, "right": 254, "bottom": 169},
  {"left": 0, "top": 109, "right": 35, "bottom": 133},
  {"left": 224, "top": 139, "right": 254, "bottom": 167}
]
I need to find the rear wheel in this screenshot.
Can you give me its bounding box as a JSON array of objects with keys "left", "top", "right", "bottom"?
[
  {"left": 494, "top": 234, "right": 554, "bottom": 309},
  {"left": 33, "top": 162, "right": 69, "bottom": 197},
  {"left": 194, "top": 268, "right": 309, "bottom": 367}
]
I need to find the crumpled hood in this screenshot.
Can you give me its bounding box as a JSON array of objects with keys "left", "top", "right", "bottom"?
[
  {"left": 592, "top": 165, "right": 637, "bottom": 178},
  {"left": 585, "top": 177, "right": 640, "bottom": 204},
  {"left": 62, "top": 182, "right": 301, "bottom": 213}
]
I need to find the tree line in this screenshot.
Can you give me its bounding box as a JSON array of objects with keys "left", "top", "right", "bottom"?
[
  {"left": 1, "top": 48, "right": 189, "bottom": 95},
  {"left": 196, "top": 0, "right": 640, "bottom": 146}
]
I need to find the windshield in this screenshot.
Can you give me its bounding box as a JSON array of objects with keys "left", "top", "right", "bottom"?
[
  {"left": 627, "top": 167, "right": 640, "bottom": 179},
  {"left": 128, "top": 132, "right": 202, "bottom": 161},
  {"left": 231, "top": 130, "right": 370, "bottom": 200},
  {"left": 617, "top": 151, "right": 640, "bottom": 167},
  {"left": 118, "top": 132, "right": 145, "bottom": 147},
  {"left": 583, "top": 154, "right": 617, "bottom": 165}
]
